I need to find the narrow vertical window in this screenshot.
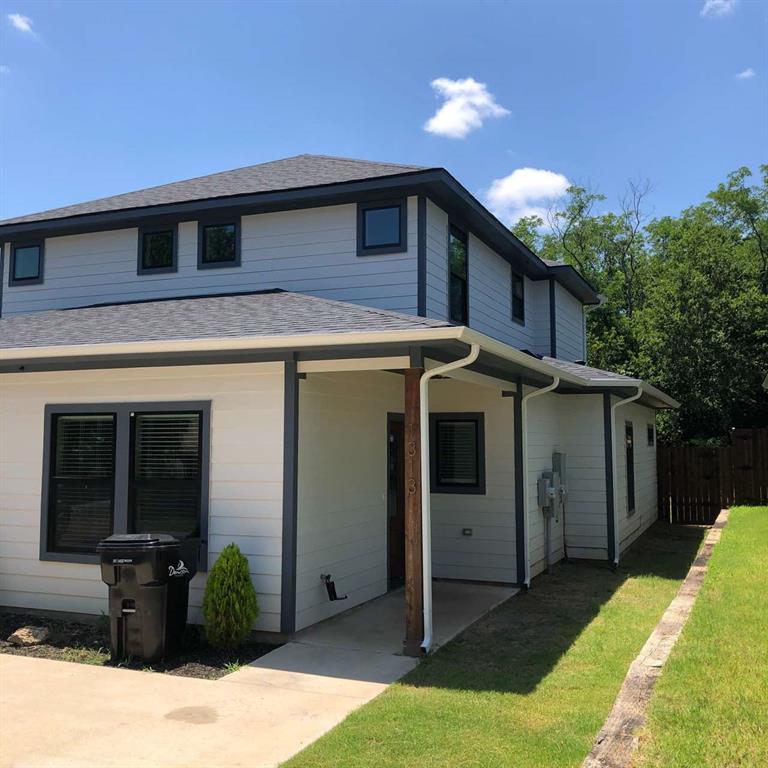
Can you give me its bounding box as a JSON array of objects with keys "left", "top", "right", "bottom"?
[
  {"left": 625, "top": 421, "right": 635, "bottom": 515},
  {"left": 129, "top": 411, "right": 203, "bottom": 540},
  {"left": 449, "top": 225, "right": 468, "bottom": 324},
  {"left": 48, "top": 414, "right": 116, "bottom": 554},
  {"left": 511, "top": 270, "right": 525, "bottom": 324},
  {"left": 647, "top": 424, "right": 655, "bottom": 447}
]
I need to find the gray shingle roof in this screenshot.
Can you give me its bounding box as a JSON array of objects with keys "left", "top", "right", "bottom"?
[
  {"left": 542, "top": 356, "right": 640, "bottom": 383},
  {"left": 0, "top": 155, "right": 428, "bottom": 226},
  {"left": 0, "top": 290, "right": 451, "bottom": 350}
]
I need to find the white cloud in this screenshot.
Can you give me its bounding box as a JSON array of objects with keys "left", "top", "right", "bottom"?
[
  {"left": 7, "top": 12, "right": 34, "bottom": 34},
  {"left": 700, "top": 0, "right": 737, "bottom": 18},
  {"left": 0, "top": 65, "right": 10, "bottom": 75},
  {"left": 485, "top": 168, "right": 571, "bottom": 225},
  {"left": 735, "top": 67, "right": 755, "bottom": 79},
  {"left": 424, "top": 77, "right": 509, "bottom": 139}
]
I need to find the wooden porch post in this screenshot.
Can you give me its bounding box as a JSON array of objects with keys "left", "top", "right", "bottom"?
[{"left": 403, "top": 367, "right": 424, "bottom": 656}]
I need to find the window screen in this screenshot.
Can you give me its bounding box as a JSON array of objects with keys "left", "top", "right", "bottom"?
[
  {"left": 430, "top": 414, "right": 485, "bottom": 494},
  {"left": 129, "top": 412, "right": 202, "bottom": 539},
  {"left": 48, "top": 414, "right": 116, "bottom": 554}
]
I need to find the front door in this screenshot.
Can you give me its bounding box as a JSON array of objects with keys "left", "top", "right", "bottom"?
[{"left": 387, "top": 416, "right": 405, "bottom": 589}]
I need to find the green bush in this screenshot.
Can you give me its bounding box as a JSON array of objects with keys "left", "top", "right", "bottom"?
[{"left": 202, "top": 543, "right": 259, "bottom": 649}]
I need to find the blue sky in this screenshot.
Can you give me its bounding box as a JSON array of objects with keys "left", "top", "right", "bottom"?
[{"left": 0, "top": 0, "right": 765, "bottom": 224}]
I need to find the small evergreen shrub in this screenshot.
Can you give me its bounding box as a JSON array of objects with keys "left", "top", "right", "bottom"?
[{"left": 202, "top": 543, "right": 259, "bottom": 649}]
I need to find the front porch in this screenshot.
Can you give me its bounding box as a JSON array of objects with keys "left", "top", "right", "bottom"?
[{"left": 294, "top": 581, "right": 517, "bottom": 656}]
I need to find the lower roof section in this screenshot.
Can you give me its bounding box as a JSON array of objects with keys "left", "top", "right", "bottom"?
[{"left": 0, "top": 290, "right": 678, "bottom": 409}]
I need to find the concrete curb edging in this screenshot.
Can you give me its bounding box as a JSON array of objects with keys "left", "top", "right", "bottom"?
[{"left": 582, "top": 509, "right": 730, "bottom": 768}]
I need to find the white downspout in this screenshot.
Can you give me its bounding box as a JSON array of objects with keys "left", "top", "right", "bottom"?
[
  {"left": 520, "top": 375, "right": 560, "bottom": 587},
  {"left": 609, "top": 386, "right": 643, "bottom": 566},
  {"left": 419, "top": 342, "right": 481, "bottom": 654}
]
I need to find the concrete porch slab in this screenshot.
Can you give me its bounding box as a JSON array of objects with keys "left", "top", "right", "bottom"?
[{"left": 290, "top": 581, "right": 518, "bottom": 655}]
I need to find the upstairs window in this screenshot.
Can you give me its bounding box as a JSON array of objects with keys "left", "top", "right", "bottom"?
[
  {"left": 430, "top": 413, "right": 486, "bottom": 494},
  {"left": 511, "top": 270, "right": 525, "bottom": 324},
  {"left": 198, "top": 220, "right": 240, "bottom": 268},
  {"left": 357, "top": 200, "right": 406, "bottom": 256},
  {"left": 10, "top": 243, "right": 43, "bottom": 285},
  {"left": 449, "top": 225, "right": 468, "bottom": 324},
  {"left": 138, "top": 226, "right": 177, "bottom": 274}
]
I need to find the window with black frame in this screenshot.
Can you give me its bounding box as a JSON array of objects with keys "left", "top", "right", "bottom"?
[
  {"left": 511, "top": 270, "right": 525, "bottom": 324},
  {"left": 199, "top": 221, "right": 239, "bottom": 267},
  {"left": 625, "top": 421, "right": 635, "bottom": 515},
  {"left": 139, "top": 227, "right": 176, "bottom": 273},
  {"left": 430, "top": 413, "right": 485, "bottom": 494},
  {"left": 47, "top": 414, "right": 116, "bottom": 554},
  {"left": 42, "top": 404, "right": 208, "bottom": 562},
  {"left": 129, "top": 412, "right": 203, "bottom": 540},
  {"left": 449, "top": 226, "right": 468, "bottom": 324}
]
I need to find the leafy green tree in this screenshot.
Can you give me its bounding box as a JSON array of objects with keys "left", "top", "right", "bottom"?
[{"left": 511, "top": 168, "right": 768, "bottom": 444}]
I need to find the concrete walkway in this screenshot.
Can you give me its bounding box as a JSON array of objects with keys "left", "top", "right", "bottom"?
[{"left": 1, "top": 582, "right": 515, "bottom": 768}]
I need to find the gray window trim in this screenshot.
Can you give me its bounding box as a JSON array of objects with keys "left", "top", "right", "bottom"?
[
  {"left": 9, "top": 241, "right": 44, "bottom": 286},
  {"left": 40, "top": 401, "right": 211, "bottom": 568},
  {"left": 511, "top": 269, "right": 525, "bottom": 326},
  {"left": 197, "top": 217, "right": 241, "bottom": 269},
  {"left": 356, "top": 198, "right": 407, "bottom": 257},
  {"left": 429, "top": 412, "right": 486, "bottom": 495},
  {"left": 137, "top": 224, "right": 178, "bottom": 275}
]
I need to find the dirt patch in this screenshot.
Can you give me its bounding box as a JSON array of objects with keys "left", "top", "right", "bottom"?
[{"left": 0, "top": 611, "right": 278, "bottom": 680}]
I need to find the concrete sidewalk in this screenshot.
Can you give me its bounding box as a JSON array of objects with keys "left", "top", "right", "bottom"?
[{"left": 0, "top": 649, "right": 415, "bottom": 768}]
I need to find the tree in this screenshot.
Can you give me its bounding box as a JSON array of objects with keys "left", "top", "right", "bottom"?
[{"left": 510, "top": 168, "right": 768, "bottom": 443}]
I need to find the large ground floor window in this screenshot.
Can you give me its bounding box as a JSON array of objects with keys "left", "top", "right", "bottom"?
[{"left": 41, "top": 401, "right": 210, "bottom": 565}]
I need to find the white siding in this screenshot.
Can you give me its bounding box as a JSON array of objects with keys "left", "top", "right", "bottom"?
[
  {"left": 295, "top": 370, "right": 402, "bottom": 630},
  {"left": 468, "top": 234, "right": 538, "bottom": 350},
  {"left": 554, "top": 282, "right": 585, "bottom": 362},
  {"left": 0, "top": 363, "right": 285, "bottom": 632},
  {"left": 2, "top": 200, "right": 419, "bottom": 317},
  {"left": 425, "top": 199, "right": 449, "bottom": 320},
  {"left": 429, "top": 378, "right": 518, "bottom": 583},
  {"left": 615, "top": 402, "right": 658, "bottom": 552},
  {"left": 526, "top": 393, "right": 609, "bottom": 575}
]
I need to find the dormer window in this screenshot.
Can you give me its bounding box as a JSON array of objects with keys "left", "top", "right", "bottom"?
[
  {"left": 9, "top": 242, "right": 44, "bottom": 285},
  {"left": 357, "top": 200, "right": 407, "bottom": 256}
]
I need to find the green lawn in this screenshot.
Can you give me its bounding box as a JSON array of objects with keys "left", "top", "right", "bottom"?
[
  {"left": 635, "top": 506, "right": 768, "bottom": 768},
  {"left": 283, "top": 524, "right": 705, "bottom": 768}
]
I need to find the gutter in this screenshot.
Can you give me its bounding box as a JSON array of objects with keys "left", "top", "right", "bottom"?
[
  {"left": 520, "top": 376, "right": 560, "bottom": 586},
  {"left": 609, "top": 386, "right": 643, "bottom": 566},
  {"left": 419, "top": 343, "right": 481, "bottom": 654}
]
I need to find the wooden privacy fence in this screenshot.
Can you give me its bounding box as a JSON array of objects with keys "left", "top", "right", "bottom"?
[{"left": 658, "top": 427, "right": 768, "bottom": 524}]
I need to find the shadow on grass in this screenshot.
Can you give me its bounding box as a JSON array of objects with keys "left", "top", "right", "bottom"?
[{"left": 408, "top": 522, "right": 706, "bottom": 696}]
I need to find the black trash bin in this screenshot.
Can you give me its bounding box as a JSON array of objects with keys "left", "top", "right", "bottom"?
[{"left": 96, "top": 533, "right": 198, "bottom": 662}]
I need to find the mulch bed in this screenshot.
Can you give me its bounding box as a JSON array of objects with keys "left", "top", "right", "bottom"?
[{"left": 0, "top": 610, "right": 279, "bottom": 680}]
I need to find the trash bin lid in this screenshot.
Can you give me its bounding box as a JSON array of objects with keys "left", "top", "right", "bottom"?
[{"left": 96, "top": 533, "right": 179, "bottom": 551}]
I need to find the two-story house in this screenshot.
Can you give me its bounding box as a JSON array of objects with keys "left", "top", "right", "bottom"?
[{"left": 0, "top": 155, "right": 677, "bottom": 654}]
